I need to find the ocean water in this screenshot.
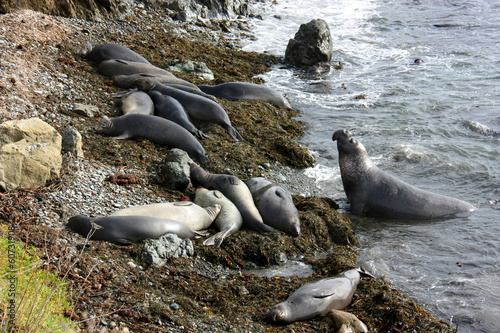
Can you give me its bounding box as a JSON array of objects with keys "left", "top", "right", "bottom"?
[{"left": 241, "top": 1, "right": 500, "bottom": 332}]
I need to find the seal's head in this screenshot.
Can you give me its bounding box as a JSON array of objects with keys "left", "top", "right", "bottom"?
[
  {"left": 268, "top": 303, "right": 292, "bottom": 324},
  {"left": 133, "top": 77, "right": 157, "bottom": 92},
  {"left": 78, "top": 42, "right": 95, "bottom": 57},
  {"left": 332, "top": 129, "right": 367, "bottom": 155},
  {"left": 94, "top": 116, "right": 113, "bottom": 134}
]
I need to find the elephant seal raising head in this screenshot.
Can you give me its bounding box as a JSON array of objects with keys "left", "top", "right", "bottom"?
[{"left": 332, "top": 129, "right": 477, "bottom": 219}]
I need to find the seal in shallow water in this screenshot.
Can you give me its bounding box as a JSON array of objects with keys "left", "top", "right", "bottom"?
[
  {"left": 332, "top": 129, "right": 477, "bottom": 219},
  {"left": 94, "top": 114, "right": 207, "bottom": 165},
  {"left": 67, "top": 215, "right": 201, "bottom": 245},
  {"left": 190, "top": 163, "right": 275, "bottom": 233},
  {"left": 194, "top": 186, "right": 243, "bottom": 247},
  {"left": 269, "top": 268, "right": 365, "bottom": 324},
  {"left": 110, "top": 201, "right": 221, "bottom": 231},
  {"left": 198, "top": 82, "right": 292, "bottom": 109},
  {"left": 244, "top": 177, "right": 301, "bottom": 237},
  {"left": 134, "top": 78, "right": 243, "bottom": 141}
]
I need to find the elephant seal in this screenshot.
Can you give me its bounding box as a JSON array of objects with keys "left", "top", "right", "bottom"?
[
  {"left": 134, "top": 78, "right": 243, "bottom": 141},
  {"left": 194, "top": 186, "right": 243, "bottom": 247},
  {"left": 113, "top": 73, "right": 199, "bottom": 90},
  {"left": 198, "top": 82, "right": 292, "bottom": 109},
  {"left": 325, "top": 309, "right": 368, "bottom": 333},
  {"left": 110, "top": 201, "right": 221, "bottom": 231},
  {"left": 97, "top": 59, "right": 174, "bottom": 78},
  {"left": 244, "top": 177, "right": 300, "bottom": 237},
  {"left": 94, "top": 114, "right": 207, "bottom": 164},
  {"left": 67, "top": 215, "right": 201, "bottom": 245},
  {"left": 332, "top": 129, "right": 477, "bottom": 219},
  {"left": 149, "top": 91, "right": 210, "bottom": 140},
  {"left": 190, "top": 163, "right": 275, "bottom": 233},
  {"left": 80, "top": 43, "right": 151, "bottom": 65},
  {"left": 113, "top": 89, "right": 154, "bottom": 115},
  {"left": 269, "top": 268, "right": 365, "bottom": 324}
]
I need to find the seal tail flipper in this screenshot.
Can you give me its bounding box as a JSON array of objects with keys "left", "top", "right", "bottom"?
[
  {"left": 194, "top": 130, "right": 211, "bottom": 140},
  {"left": 225, "top": 125, "right": 243, "bottom": 141},
  {"left": 202, "top": 229, "right": 232, "bottom": 248},
  {"left": 194, "top": 230, "right": 210, "bottom": 238}
]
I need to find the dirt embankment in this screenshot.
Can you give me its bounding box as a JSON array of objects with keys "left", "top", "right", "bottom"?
[{"left": 0, "top": 5, "right": 455, "bottom": 333}]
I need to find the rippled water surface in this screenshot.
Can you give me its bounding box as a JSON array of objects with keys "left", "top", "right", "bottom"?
[{"left": 241, "top": 1, "right": 500, "bottom": 331}]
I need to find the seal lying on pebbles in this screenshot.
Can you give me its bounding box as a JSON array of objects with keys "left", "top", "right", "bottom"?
[
  {"left": 245, "top": 177, "right": 301, "bottom": 237},
  {"left": 110, "top": 201, "right": 221, "bottom": 231},
  {"left": 190, "top": 163, "right": 275, "bottom": 233},
  {"left": 198, "top": 82, "right": 292, "bottom": 109},
  {"left": 112, "top": 89, "right": 154, "bottom": 115},
  {"left": 134, "top": 78, "right": 243, "bottom": 141},
  {"left": 332, "top": 129, "right": 477, "bottom": 219},
  {"left": 194, "top": 186, "right": 243, "bottom": 247},
  {"left": 80, "top": 42, "right": 151, "bottom": 65},
  {"left": 149, "top": 91, "right": 210, "bottom": 140},
  {"left": 97, "top": 59, "right": 174, "bottom": 78},
  {"left": 113, "top": 73, "right": 199, "bottom": 90},
  {"left": 94, "top": 114, "right": 207, "bottom": 165},
  {"left": 269, "top": 268, "right": 367, "bottom": 324},
  {"left": 67, "top": 215, "right": 201, "bottom": 245}
]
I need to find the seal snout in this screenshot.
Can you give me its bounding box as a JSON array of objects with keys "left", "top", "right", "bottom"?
[{"left": 332, "top": 129, "right": 352, "bottom": 142}]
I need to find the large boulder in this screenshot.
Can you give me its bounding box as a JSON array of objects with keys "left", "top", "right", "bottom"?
[
  {"left": 158, "top": 148, "right": 194, "bottom": 192},
  {"left": 0, "top": 118, "right": 62, "bottom": 191},
  {"left": 0, "top": 0, "right": 134, "bottom": 21},
  {"left": 285, "top": 19, "right": 333, "bottom": 67}
]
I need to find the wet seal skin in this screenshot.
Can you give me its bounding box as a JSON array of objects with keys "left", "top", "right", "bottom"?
[{"left": 332, "top": 129, "right": 477, "bottom": 219}]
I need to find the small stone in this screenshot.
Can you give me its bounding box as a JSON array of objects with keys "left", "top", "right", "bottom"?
[
  {"left": 170, "top": 303, "right": 180, "bottom": 310},
  {"left": 73, "top": 103, "right": 99, "bottom": 117},
  {"left": 127, "top": 261, "right": 136, "bottom": 269}
]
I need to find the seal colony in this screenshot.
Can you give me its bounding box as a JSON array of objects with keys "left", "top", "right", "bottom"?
[{"left": 61, "top": 40, "right": 467, "bottom": 331}]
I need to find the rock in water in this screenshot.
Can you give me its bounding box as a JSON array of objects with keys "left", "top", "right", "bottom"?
[{"left": 285, "top": 18, "right": 333, "bottom": 67}]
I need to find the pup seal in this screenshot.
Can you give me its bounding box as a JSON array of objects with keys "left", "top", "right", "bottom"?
[
  {"left": 67, "top": 215, "right": 201, "bottom": 245},
  {"left": 80, "top": 43, "right": 151, "bottom": 65},
  {"left": 113, "top": 89, "right": 154, "bottom": 115},
  {"left": 134, "top": 78, "right": 243, "bottom": 141},
  {"left": 110, "top": 201, "right": 221, "bottom": 231},
  {"left": 97, "top": 59, "right": 174, "bottom": 78},
  {"left": 149, "top": 91, "right": 210, "bottom": 140},
  {"left": 95, "top": 114, "right": 207, "bottom": 165},
  {"left": 194, "top": 186, "right": 243, "bottom": 247},
  {"left": 190, "top": 163, "right": 275, "bottom": 233},
  {"left": 244, "top": 177, "right": 300, "bottom": 237},
  {"left": 332, "top": 129, "right": 477, "bottom": 219},
  {"left": 198, "top": 82, "right": 292, "bottom": 109},
  {"left": 269, "top": 268, "right": 365, "bottom": 324}
]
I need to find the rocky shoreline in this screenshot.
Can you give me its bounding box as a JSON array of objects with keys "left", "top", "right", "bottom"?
[{"left": 1, "top": 3, "right": 455, "bottom": 332}]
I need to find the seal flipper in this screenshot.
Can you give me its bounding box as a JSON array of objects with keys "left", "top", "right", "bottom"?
[
  {"left": 224, "top": 125, "right": 243, "bottom": 141},
  {"left": 111, "top": 132, "right": 133, "bottom": 140},
  {"left": 202, "top": 229, "right": 233, "bottom": 248}
]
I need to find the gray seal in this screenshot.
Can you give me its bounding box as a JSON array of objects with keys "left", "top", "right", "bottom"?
[
  {"left": 67, "top": 214, "right": 201, "bottom": 245},
  {"left": 95, "top": 114, "right": 207, "bottom": 165},
  {"left": 194, "top": 186, "right": 243, "bottom": 247},
  {"left": 80, "top": 42, "right": 151, "bottom": 65},
  {"left": 113, "top": 73, "right": 199, "bottom": 90},
  {"left": 112, "top": 89, "right": 154, "bottom": 115},
  {"left": 332, "top": 129, "right": 477, "bottom": 219},
  {"left": 198, "top": 82, "right": 292, "bottom": 109},
  {"left": 110, "top": 201, "right": 221, "bottom": 231},
  {"left": 269, "top": 268, "right": 364, "bottom": 324},
  {"left": 244, "top": 177, "right": 300, "bottom": 237},
  {"left": 190, "top": 163, "right": 275, "bottom": 233},
  {"left": 134, "top": 78, "right": 243, "bottom": 141},
  {"left": 97, "top": 59, "right": 174, "bottom": 78},
  {"left": 149, "top": 91, "right": 210, "bottom": 140}
]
